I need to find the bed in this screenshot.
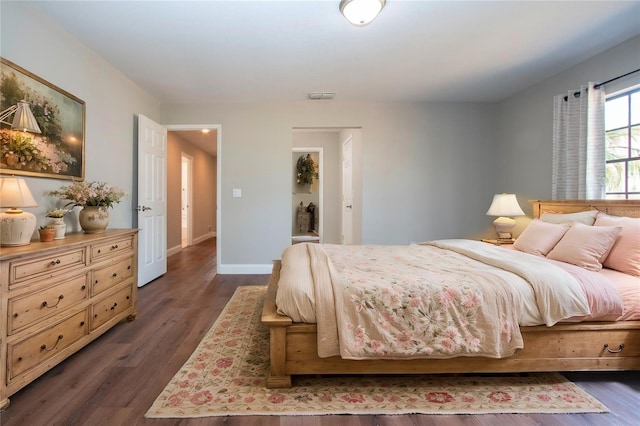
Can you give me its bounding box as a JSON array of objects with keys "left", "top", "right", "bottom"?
[{"left": 261, "top": 199, "right": 640, "bottom": 388}]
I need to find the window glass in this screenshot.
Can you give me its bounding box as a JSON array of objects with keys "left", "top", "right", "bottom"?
[
  {"left": 605, "top": 96, "right": 628, "bottom": 130},
  {"left": 630, "top": 160, "right": 640, "bottom": 192},
  {"left": 605, "top": 88, "right": 639, "bottom": 199},
  {"left": 605, "top": 128, "right": 628, "bottom": 160},
  {"left": 606, "top": 162, "right": 625, "bottom": 193},
  {"left": 632, "top": 91, "right": 640, "bottom": 125},
  {"left": 632, "top": 125, "right": 640, "bottom": 157}
]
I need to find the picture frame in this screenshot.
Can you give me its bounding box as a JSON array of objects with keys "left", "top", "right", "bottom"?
[{"left": 0, "top": 57, "right": 85, "bottom": 180}]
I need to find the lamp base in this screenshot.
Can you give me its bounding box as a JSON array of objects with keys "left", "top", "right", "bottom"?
[
  {"left": 493, "top": 216, "right": 516, "bottom": 240},
  {"left": 0, "top": 209, "right": 36, "bottom": 246}
]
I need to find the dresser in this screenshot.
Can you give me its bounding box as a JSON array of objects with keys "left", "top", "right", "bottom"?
[{"left": 0, "top": 229, "right": 138, "bottom": 410}]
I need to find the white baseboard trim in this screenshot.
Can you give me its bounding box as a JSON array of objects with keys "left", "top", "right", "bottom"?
[
  {"left": 167, "top": 232, "right": 216, "bottom": 258},
  {"left": 194, "top": 232, "right": 216, "bottom": 245},
  {"left": 167, "top": 245, "right": 182, "bottom": 257},
  {"left": 218, "top": 264, "right": 273, "bottom": 274}
]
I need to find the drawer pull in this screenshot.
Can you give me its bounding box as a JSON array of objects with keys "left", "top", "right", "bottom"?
[
  {"left": 112, "top": 272, "right": 118, "bottom": 278},
  {"left": 127, "top": 265, "right": 131, "bottom": 270},
  {"left": 111, "top": 244, "right": 119, "bottom": 250},
  {"left": 50, "top": 259, "right": 61, "bottom": 266},
  {"left": 604, "top": 343, "right": 624, "bottom": 353},
  {"left": 42, "top": 295, "right": 64, "bottom": 309},
  {"left": 110, "top": 302, "right": 118, "bottom": 311},
  {"left": 80, "top": 321, "right": 85, "bottom": 326},
  {"left": 41, "top": 335, "right": 64, "bottom": 352},
  {"left": 81, "top": 285, "right": 86, "bottom": 290}
]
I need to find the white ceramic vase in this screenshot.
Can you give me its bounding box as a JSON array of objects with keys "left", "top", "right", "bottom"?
[
  {"left": 49, "top": 217, "right": 67, "bottom": 239},
  {"left": 78, "top": 206, "right": 109, "bottom": 234}
]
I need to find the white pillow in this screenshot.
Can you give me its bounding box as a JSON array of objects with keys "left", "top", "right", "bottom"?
[
  {"left": 513, "top": 219, "right": 570, "bottom": 256},
  {"left": 540, "top": 210, "right": 598, "bottom": 226},
  {"left": 546, "top": 222, "right": 622, "bottom": 271}
]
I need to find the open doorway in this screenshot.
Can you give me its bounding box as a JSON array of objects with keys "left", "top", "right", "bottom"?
[
  {"left": 291, "top": 128, "right": 362, "bottom": 245},
  {"left": 165, "top": 125, "right": 220, "bottom": 267},
  {"left": 292, "top": 147, "right": 323, "bottom": 244}
]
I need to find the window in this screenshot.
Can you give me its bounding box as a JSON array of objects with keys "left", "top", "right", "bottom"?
[{"left": 605, "top": 87, "right": 640, "bottom": 199}]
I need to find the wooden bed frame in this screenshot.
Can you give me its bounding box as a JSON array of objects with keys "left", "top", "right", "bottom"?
[{"left": 262, "top": 199, "right": 640, "bottom": 388}]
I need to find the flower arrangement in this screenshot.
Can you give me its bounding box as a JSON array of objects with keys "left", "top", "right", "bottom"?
[
  {"left": 0, "top": 129, "right": 75, "bottom": 174},
  {"left": 46, "top": 208, "right": 71, "bottom": 218},
  {"left": 49, "top": 180, "right": 125, "bottom": 209},
  {"left": 296, "top": 154, "right": 318, "bottom": 185}
]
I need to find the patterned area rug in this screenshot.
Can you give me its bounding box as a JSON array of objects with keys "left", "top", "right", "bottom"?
[{"left": 146, "top": 286, "right": 608, "bottom": 418}]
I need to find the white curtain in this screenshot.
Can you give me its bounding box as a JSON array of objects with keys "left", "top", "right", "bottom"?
[{"left": 552, "top": 82, "right": 605, "bottom": 200}]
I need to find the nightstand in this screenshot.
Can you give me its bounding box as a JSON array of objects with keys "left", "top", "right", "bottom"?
[{"left": 481, "top": 238, "right": 515, "bottom": 245}]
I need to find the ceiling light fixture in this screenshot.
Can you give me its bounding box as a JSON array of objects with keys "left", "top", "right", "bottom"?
[{"left": 339, "top": 0, "right": 386, "bottom": 26}]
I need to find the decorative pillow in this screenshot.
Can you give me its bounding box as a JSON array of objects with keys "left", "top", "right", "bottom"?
[
  {"left": 513, "top": 219, "right": 570, "bottom": 256},
  {"left": 595, "top": 213, "right": 640, "bottom": 276},
  {"left": 540, "top": 210, "right": 598, "bottom": 225},
  {"left": 547, "top": 222, "right": 622, "bottom": 271}
]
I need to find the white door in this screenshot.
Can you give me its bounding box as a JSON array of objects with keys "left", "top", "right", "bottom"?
[
  {"left": 137, "top": 114, "right": 167, "bottom": 286},
  {"left": 342, "top": 136, "right": 353, "bottom": 245},
  {"left": 181, "top": 153, "right": 193, "bottom": 248}
]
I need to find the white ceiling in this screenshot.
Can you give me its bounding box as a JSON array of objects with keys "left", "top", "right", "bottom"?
[{"left": 30, "top": 0, "right": 640, "bottom": 106}]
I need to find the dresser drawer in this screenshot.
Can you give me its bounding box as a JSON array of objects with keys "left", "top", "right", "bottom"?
[
  {"left": 8, "top": 310, "right": 88, "bottom": 380},
  {"left": 521, "top": 329, "right": 640, "bottom": 358},
  {"left": 8, "top": 274, "right": 89, "bottom": 335},
  {"left": 92, "top": 257, "right": 134, "bottom": 296},
  {"left": 91, "top": 236, "right": 134, "bottom": 262},
  {"left": 91, "top": 286, "right": 133, "bottom": 330},
  {"left": 9, "top": 249, "right": 86, "bottom": 287}
]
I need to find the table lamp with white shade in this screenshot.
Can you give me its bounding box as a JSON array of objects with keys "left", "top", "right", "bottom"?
[
  {"left": 0, "top": 177, "right": 38, "bottom": 246},
  {"left": 486, "top": 193, "right": 525, "bottom": 241}
]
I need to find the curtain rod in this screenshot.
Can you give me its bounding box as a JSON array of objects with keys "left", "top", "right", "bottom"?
[
  {"left": 563, "top": 68, "right": 640, "bottom": 101},
  {"left": 594, "top": 68, "right": 640, "bottom": 89}
]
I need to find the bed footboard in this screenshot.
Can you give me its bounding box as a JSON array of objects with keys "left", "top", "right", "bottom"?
[{"left": 262, "top": 261, "right": 640, "bottom": 388}]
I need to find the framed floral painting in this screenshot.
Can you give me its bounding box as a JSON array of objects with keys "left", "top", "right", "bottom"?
[{"left": 0, "top": 57, "right": 85, "bottom": 180}]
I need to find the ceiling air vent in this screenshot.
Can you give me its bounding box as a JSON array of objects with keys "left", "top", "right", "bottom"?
[{"left": 308, "top": 92, "right": 335, "bottom": 100}]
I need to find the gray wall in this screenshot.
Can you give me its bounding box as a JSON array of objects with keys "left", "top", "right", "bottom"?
[
  {"left": 1, "top": 2, "right": 160, "bottom": 235},
  {"left": 496, "top": 35, "right": 640, "bottom": 223},
  {"left": 161, "top": 101, "right": 499, "bottom": 271},
  {"left": 5, "top": 1, "right": 638, "bottom": 272}
]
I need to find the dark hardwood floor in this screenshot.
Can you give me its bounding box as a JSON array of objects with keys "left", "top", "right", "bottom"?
[{"left": 1, "top": 237, "right": 638, "bottom": 425}]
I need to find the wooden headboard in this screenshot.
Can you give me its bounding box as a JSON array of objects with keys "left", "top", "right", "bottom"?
[{"left": 530, "top": 199, "right": 640, "bottom": 219}]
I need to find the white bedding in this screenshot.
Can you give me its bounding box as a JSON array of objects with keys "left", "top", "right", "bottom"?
[{"left": 275, "top": 240, "right": 608, "bottom": 360}]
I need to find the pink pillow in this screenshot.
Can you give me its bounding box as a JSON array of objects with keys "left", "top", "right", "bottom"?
[
  {"left": 595, "top": 213, "right": 640, "bottom": 276},
  {"left": 547, "top": 222, "right": 622, "bottom": 271},
  {"left": 513, "top": 219, "right": 570, "bottom": 256}
]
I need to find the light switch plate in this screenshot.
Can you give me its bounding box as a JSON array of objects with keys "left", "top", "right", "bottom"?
[{"left": 232, "top": 188, "right": 242, "bottom": 198}]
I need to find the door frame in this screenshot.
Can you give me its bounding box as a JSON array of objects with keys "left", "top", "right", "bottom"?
[
  {"left": 341, "top": 134, "right": 353, "bottom": 244},
  {"left": 165, "top": 124, "right": 221, "bottom": 270}
]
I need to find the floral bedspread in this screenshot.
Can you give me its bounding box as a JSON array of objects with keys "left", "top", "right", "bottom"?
[{"left": 287, "top": 240, "right": 590, "bottom": 360}]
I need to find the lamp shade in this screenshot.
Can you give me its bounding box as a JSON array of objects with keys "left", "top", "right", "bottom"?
[
  {"left": 11, "top": 101, "right": 42, "bottom": 134},
  {"left": 340, "top": 0, "right": 386, "bottom": 26},
  {"left": 486, "top": 193, "right": 525, "bottom": 217},
  {"left": 0, "top": 177, "right": 38, "bottom": 208}
]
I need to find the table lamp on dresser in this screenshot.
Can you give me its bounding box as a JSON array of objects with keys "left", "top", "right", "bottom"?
[{"left": 0, "top": 177, "right": 38, "bottom": 246}]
